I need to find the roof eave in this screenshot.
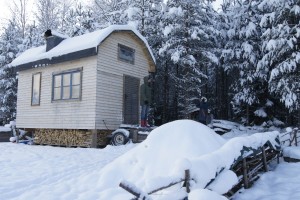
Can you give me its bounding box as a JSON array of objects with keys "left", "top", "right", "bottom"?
[{"left": 15, "top": 47, "right": 97, "bottom": 72}]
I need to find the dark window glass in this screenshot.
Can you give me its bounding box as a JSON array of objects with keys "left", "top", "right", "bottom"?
[
  {"left": 118, "top": 44, "right": 135, "bottom": 64},
  {"left": 52, "top": 70, "right": 81, "bottom": 101}
]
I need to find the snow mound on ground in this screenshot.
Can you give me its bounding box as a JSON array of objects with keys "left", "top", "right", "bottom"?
[
  {"left": 207, "top": 169, "right": 238, "bottom": 194},
  {"left": 189, "top": 189, "right": 228, "bottom": 200},
  {"left": 97, "top": 119, "right": 226, "bottom": 199},
  {"left": 283, "top": 146, "right": 300, "bottom": 159}
]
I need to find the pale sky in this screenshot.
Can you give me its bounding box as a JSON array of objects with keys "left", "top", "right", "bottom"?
[
  {"left": 0, "top": 0, "right": 11, "bottom": 21},
  {"left": 0, "top": 0, "right": 35, "bottom": 28}
]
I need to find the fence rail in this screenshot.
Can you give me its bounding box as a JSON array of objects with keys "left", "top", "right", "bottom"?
[
  {"left": 119, "top": 132, "right": 281, "bottom": 199},
  {"left": 280, "top": 128, "right": 300, "bottom": 146}
]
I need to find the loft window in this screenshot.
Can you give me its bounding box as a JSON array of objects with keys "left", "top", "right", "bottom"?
[
  {"left": 52, "top": 69, "right": 82, "bottom": 101},
  {"left": 31, "top": 72, "right": 41, "bottom": 106},
  {"left": 118, "top": 44, "right": 135, "bottom": 64}
]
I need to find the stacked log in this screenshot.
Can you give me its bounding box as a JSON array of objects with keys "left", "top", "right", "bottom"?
[
  {"left": 34, "top": 129, "right": 93, "bottom": 147},
  {"left": 97, "top": 130, "right": 112, "bottom": 147}
]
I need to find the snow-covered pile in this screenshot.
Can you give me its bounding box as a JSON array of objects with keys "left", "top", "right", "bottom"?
[
  {"left": 185, "top": 130, "right": 279, "bottom": 196},
  {"left": 217, "top": 119, "right": 281, "bottom": 139},
  {"left": 97, "top": 119, "right": 226, "bottom": 199},
  {"left": 96, "top": 119, "right": 280, "bottom": 199},
  {"left": 211, "top": 119, "right": 264, "bottom": 137}
]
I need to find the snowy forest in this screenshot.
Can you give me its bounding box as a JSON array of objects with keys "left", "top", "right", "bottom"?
[{"left": 0, "top": 0, "right": 299, "bottom": 127}]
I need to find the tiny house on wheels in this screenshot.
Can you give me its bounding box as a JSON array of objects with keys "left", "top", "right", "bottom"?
[{"left": 11, "top": 25, "right": 156, "bottom": 148}]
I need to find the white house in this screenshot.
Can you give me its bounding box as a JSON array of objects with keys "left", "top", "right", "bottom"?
[{"left": 11, "top": 25, "right": 156, "bottom": 147}]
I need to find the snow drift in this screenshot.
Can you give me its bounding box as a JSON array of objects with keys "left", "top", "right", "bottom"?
[{"left": 97, "top": 119, "right": 226, "bottom": 199}]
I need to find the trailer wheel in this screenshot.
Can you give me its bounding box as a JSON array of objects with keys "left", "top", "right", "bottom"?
[{"left": 111, "top": 132, "right": 128, "bottom": 146}]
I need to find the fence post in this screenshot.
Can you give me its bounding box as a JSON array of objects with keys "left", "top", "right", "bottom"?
[
  {"left": 185, "top": 169, "right": 190, "bottom": 193},
  {"left": 289, "top": 130, "right": 294, "bottom": 146},
  {"left": 119, "top": 181, "right": 147, "bottom": 199},
  {"left": 294, "top": 128, "right": 298, "bottom": 146},
  {"left": 242, "top": 158, "right": 249, "bottom": 189},
  {"left": 277, "top": 151, "right": 280, "bottom": 164},
  {"left": 261, "top": 146, "right": 268, "bottom": 172}
]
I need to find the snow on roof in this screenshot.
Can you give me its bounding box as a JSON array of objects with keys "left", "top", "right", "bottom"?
[
  {"left": 51, "top": 30, "right": 69, "bottom": 39},
  {"left": 11, "top": 25, "right": 155, "bottom": 67}
]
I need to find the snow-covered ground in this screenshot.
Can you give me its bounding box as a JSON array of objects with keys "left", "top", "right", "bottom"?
[
  {"left": 0, "top": 143, "right": 135, "bottom": 200},
  {"left": 0, "top": 119, "right": 299, "bottom": 200},
  {"left": 233, "top": 161, "right": 300, "bottom": 200}
]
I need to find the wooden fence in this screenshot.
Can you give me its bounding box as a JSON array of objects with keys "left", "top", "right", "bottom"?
[
  {"left": 120, "top": 170, "right": 191, "bottom": 200},
  {"left": 280, "top": 128, "right": 300, "bottom": 147},
  {"left": 280, "top": 127, "right": 300, "bottom": 163},
  {"left": 119, "top": 134, "right": 281, "bottom": 199},
  {"left": 225, "top": 145, "right": 279, "bottom": 196}
]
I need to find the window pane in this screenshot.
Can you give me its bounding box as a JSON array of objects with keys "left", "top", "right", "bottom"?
[
  {"left": 54, "top": 75, "right": 61, "bottom": 87},
  {"left": 63, "top": 74, "right": 70, "bottom": 86},
  {"left": 72, "top": 72, "right": 80, "bottom": 85},
  {"left": 72, "top": 85, "right": 80, "bottom": 98},
  {"left": 54, "top": 88, "right": 61, "bottom": 100},
  {"left": 32, "top": 73, "right": 41, "bottom": 105},
  {"left": 62, "top": 86, "right": 70, "bottom": 99},
  {"left": 52, "top": 70, "right": 81, "bottom": 101},
  {"left": 118, "top": 45, "right": 134, "bottom": 63}
]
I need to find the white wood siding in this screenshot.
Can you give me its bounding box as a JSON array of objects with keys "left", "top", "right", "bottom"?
[
  {"left": 95, "top": 32, "right": 149, "bottom": 129},
  {"left": 16, "top": 57, "right": 97, "bottom": 129}
]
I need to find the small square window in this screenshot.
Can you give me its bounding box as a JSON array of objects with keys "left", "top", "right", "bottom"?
[{"left": 118, "top": 44, "right": 135, "bottom": 64}]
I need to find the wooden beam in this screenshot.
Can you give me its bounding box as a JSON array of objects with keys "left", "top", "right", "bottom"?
[
  {"left": 148, "top": 178, "right": 184, "bottom": 195},
  {"left": 261, "top": 146, "right": 268, "bottom": 172},
  {"left": 185, "top": 169, "right": 190, "bottom": 193},
  {"left": 119, "top": 181, "right": 150, "bottom": 200},
  {"left": 119, "top": 182, "right": 141, "bottom": 198},
  {"left": 294, "top": 129, "right": 298, "bottom": 146},
  {"left": 242, "top": 158, "right": 249, "bottom": 189}
]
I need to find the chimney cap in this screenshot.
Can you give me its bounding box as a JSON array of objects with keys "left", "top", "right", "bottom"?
[{"left": 44, "top": 30, "right": 52, "bottom": 38}]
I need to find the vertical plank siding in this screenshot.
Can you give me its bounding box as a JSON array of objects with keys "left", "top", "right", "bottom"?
[{"left": 16, "top": 57, "right": 98, "bottom": 129}]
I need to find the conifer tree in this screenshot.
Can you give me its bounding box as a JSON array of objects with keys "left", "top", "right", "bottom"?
[
  {"left": 0, "top": 20, "right": 22, "bottom": 124},
  {"left": 159, "top": 0, "right": 218, "bottom": 118},
  {"left": 257, "top": 0, "right": 300, "bottom": 125},
  {"left": 221, "top": 0, "right": 269, "bottom": 125}
]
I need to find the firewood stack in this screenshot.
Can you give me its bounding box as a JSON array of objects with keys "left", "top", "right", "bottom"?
[
  {"left": 34, "top": 129, "right": 93, "bottom": 147},
  {"left": 97, "top": 130, "right": 112, "bottom": 147}
]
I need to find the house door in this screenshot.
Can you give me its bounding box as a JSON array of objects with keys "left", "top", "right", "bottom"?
[{"left": 123, "top": 75, "right": 140, "bottom": 124}]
